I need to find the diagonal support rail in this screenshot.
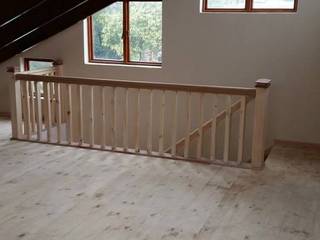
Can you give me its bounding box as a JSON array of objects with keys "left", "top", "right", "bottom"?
[{"left": 165, "top": 96, "right": 254, "bottom": 153}]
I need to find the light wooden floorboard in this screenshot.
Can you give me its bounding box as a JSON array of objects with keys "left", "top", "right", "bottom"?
[{"left": 0, "top": 118, "right": 320, "bottom": 240}]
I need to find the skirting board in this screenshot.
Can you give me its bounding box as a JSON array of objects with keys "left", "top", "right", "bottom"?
[
  {"left": 274, "top": 139, "right": 320, "bottom": 150},
  {"left": 0, "top": 112, "right": 10, "bottom": 118}
]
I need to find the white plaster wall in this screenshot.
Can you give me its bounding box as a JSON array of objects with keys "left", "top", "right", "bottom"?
[{"left": 0, "top": 0, "right": 319, "bottom": 144}]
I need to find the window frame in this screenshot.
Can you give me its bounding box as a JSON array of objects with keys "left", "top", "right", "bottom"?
[
  {"left": 202, "top": 0, "right": 298, "bottom": 13},
  {"left": 24, "top": 58, "right": 55, "bottom": 71},
  {"left": 87, "top": 0, "right": 162, "bottom": 66}
]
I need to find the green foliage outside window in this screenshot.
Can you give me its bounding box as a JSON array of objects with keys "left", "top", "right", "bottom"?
[{"left": 92, "top": 1, "right": 162, "bottom": 63}]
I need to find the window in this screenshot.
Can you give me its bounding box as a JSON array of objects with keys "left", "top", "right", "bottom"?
[
  {"left": 24, "top": 58, "right": 54, "bottom": 71},
  {"left": 88, "top": 0, "right": 162, "bottom": 66},
  {"left": 203, "top": 0, "right": 298, "bottom": 12}
]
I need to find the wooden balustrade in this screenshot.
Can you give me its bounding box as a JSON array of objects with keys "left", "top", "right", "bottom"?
[{"left": 9, "top": 65, "right": 271, "bottom": 169}]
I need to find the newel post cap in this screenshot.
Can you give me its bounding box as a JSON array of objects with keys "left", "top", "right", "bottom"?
[
  {"left": 53, "top": 59, "right": 63, "bottom": 66},
  {"left": 255, "top": 79, "right": 272, "bottom": 88},
  {"left": 6, "top": 66, "right": 20, "bottom": 73},
  {"left": 6, "top": 66, "right": 16, "bottom": 73}
]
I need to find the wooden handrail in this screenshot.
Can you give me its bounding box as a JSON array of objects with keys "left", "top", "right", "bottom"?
[
  {"left": 14, "top": 74, "right": 257, "bottom": 96},
  {"left": 16, "top": 67, "right": 57, "bottom": 76}
]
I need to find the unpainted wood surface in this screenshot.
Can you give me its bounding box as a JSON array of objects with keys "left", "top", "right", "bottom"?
[
  {"left": 0, "top": 118, "right": 320, "bottom": 240},
  {"left": 15, "top": 74, "right": 257, "bottom": 97}
]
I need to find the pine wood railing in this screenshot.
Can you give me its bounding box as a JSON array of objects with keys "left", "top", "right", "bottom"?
[{"left": 9, "top": 64, "right": 271, "bottom": 169}]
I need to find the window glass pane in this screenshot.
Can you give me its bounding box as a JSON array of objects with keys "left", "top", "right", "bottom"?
[
  {"left": 129, "top": 2, "right": 162, "bottom": 63},
  {"left": 253, "top": 0, "right": 295, "bottom": 9},
  {"left": 29, "top": 61, "right": 53, "bottom": 71},
  {"left": 207, "top": 0, "right": 246, "bottom": 9},
  {"left": 92, "top": 2, "right": 123, "bottom": 61}
]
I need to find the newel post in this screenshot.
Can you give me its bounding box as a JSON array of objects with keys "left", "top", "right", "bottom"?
[
  {"left": 7, "top": 66, "right": 23, "bottom": 139},
  {"left": 252, "top": 79, "right": 272, "bottom": 169},
  {"left": 53, "top": 59, "right": 63, "bottom": 76}
]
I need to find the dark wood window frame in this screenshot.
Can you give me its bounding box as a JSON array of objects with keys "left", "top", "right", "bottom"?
[
  {"left": 87, "top": 0, "right": 162, "bottom": 66},
  {"left": 202, "top": 0, "right": 298, "bottom": 12},
  {"left": 24, "top": 58, "right": 55, "bottom": 71}
]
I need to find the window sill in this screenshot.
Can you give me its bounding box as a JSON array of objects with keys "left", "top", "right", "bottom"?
[
  {"left": 85, "top": 61, "right": 162, "bottom": 69},
  {"left": 201, "top": 9, "right": 297, "bottom": 14}
]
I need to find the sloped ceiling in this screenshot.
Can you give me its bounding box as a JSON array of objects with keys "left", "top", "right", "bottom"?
[{"left": 0, "top": 0, "right": 117, "bottom": 63}]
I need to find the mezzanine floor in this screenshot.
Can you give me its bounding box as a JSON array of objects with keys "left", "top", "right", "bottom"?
[{"left": 0, "top": 118, "right": 319, "bottom": 240}]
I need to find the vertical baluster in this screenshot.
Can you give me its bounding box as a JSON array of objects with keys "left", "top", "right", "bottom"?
[
  {"left": 171, "top": 91, "right": 178, "bottom": 157},
  {"left": 67, "top": 84, "right": 73, "bottom": 144},
  {"left": 210, "top": 95, "right": 218, "bottom": 161},
  {"left": 184, "top": 92, "right": 192, "bottom": 158},
  {"left": 159, "top": 90, "right": 166, "bottom": 156},
  {"left": 147, "top": 90, "right": 153, "bottom": 154},
  {"left": 237, "top": 96, "right": 247, "bottom": 164},
  {"left": 79, "top": 85, "right": 84, "bottom": 145},
  {"left": 61, "top": 84, "right": 68, "bottom": 123},
  {"left": 90, "top": 86, "right": 94, "bottom": 147},
  {"left": 223, "top": 95, "right": 232, "bottom": 162},
  {"left": 50, "top": 82, "right": 55, "bottom": 126},
  {"left": 135, "top": 89, "right": 141, "bottom": 153},
  {"left": 43, "top": 82, "right": 52, "bottom": 142},
  {"left": 42, "top": 82, "right": 48, "bottom": 138},
  {"left": 29, "top": 81, "right": 36, "bottom": 134},
  {"left": 196, "top": 93, "right": 204, "bottom": 159},
  {"left": 20, "top": 82, "right": 26, "bottom": 137},
  {"left": 22, "top": 81, "right": 31, "bottom": 139},
  {"left": 55, "top": 83, "right": 62, "bottom": 143},
  {"left": 35, "top": 82, "right": 42, "bottom": 141},
  {"left": 123, "top": 88, "right": 129, "bottom": 151},
  {"left": 111, "top": 87, "right": 116, "bottom": 150},
  {"left": 101, "top": 87, "right": 106, "bottom": 149}
]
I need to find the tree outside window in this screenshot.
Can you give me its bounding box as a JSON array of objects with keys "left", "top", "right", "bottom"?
[{"left": 88, "top": 1, "right": 162, "bottom": 65}]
